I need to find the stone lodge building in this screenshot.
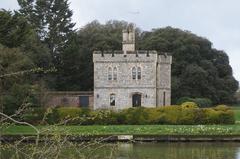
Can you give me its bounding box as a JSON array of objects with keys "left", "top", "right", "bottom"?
[{"left": 93, "top": 26, "right": 172, "bottom": 110}]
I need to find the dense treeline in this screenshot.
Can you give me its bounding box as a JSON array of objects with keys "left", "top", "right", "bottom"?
[{"left": 0, "top": 0, "right": 239, "bottom": 115}]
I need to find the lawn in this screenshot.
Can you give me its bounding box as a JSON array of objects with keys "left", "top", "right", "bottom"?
[
  {"left": 1, "top": 106, "right": 240, "bottom": 136},
  {"left": 232, "top": 106, "right": 240, "bottom": 122},
  {"left": 1, "top": 124, "right": 240, "bottom": 136}
]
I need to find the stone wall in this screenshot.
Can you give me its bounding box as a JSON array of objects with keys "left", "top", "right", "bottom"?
[
  {"left": 94, "top": 88, "right": 156, "bottom": 110},
  {"left": 157, "top": 54, "right": 172, "bottom": 106},
  {"left": 45, "top": 91, "right": 93, "bottom": 109},
  {"left": 93, "top": 50, "right": 172, "bottom": 109},
  {"left": 93, "top": 51, "right": 159, "bottom": 109}
]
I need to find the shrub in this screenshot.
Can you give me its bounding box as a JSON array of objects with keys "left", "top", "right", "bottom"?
[
  {"left": 56, "top": 107, "right": 82, "bottom": 119},
  {"left": 20, "top": 105, "right": 235, "bottom": 125},
  {"left": 2, "top": 84, "right": 42, "bottom": 115},
  {"left": 214, "top": 105, "right": 235, "bottom": 124},
  {"left": 179, "top": 108, "right": 196, "bottom": 124},
  {"left": 194, "top": 98, "right": 212, "bottom": 108},
  {"left": 160, "top": 106, "right": 181, "bottom": 124},
  {"left": 121, "top": 108, "right": 149, "bottom": 125},
  {"left": 177, "top": 97, "right": 212, "bottom": 108},
  {"left": 55, "top": 107, "right": 93, "bottom": 125},
  {"left": 89, "top": 110, "right": 118, "bottom": 125},
  {"left": 176, "top": 97, "right": 194, "bottom": 105},
  {"left": 203, "top": 108, "right": 220, "bottom": 124},
  {"left": 203, "top": 107, "right": 235, "bottom": 124},
  {"left": 145, "top": 108, "right": 163, "bottom": 124},
  {"left": 214, "top": 105, "right": 230, "bottom": 111},
  {"left": 181, "top": 102, "right": 198, "bottom": 109},
  {"left": 45, "top": 108, "right": 60, "bottom": 124},
  {"left": 22, "top": 107, "right": 46, "bottom": 124}
]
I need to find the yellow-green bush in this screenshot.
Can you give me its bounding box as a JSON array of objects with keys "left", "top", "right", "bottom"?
[
  {"left": 179, "top": 108, "right": 196, "bottom": 124},
  {"left": 22, "top": 105, "right": 235, "bottom": 125},
  {"left": 181, "top": 102, "right": 198, "bottom": 109},
  {"left": 160, "top": 106, "right": 181, "bottom": 124},
  {"left": 177, "top": 97, "right": 213, "bottom": 108},
  {"left": 214, "top": 105, "right": 230, "bottom": 111},
  {"left": 203, "top": 106, "right": 235, "bottom": 124}
]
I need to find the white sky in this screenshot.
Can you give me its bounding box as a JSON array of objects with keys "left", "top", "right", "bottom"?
[{"left": 1, "top": 0, "right": 240, "bottom": 83}]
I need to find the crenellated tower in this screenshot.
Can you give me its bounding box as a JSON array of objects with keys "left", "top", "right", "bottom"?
[
  {"left": 122, "top": 25, "right": 135, "bottom": 54},
  {"left": 93, "top": 24, "right": 172, "bottom": 110}
]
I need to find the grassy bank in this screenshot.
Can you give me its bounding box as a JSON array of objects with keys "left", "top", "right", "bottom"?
[
  {"left": 1, "top": 124, "right": 240, "bottom": 136},
  {"left": 232, "top": 106, "right": 240, "bottom": 122}
]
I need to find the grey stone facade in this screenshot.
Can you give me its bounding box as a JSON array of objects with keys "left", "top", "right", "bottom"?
[{"left": 93, "top": 26, "right": 172, "bottom": 110}]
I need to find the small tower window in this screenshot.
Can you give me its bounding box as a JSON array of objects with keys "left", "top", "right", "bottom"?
[
  {"left": 108, "top": 67, "right": 112, "bottom": 80},
  {"left": 113, "top": 67, "right": 117, "bottom": 80},
  {"left": 132, "top": 67, "right": 136, "bottom": 80},
  {"left": 110, "top": 94, "right": 116, "bottom": 106},
  {"left": 137, "top": 67, "right": 141, "bottom": 79}
]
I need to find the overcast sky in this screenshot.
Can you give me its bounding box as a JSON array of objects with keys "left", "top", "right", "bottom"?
[{"left": 1, "top": 0, "right": 240, "bottom": 83}]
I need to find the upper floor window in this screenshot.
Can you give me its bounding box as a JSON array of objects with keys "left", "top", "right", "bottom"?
[
  {"left": 108, "top": 66, "right": 118, "bottom": 81},
  {"left": 108, "top": 67, "right": 112, "bottom": 80},
  {"left": 132, "top": 67, "right": 136, "bottom": 80},
  {"left": 137, "top": 67, "right": 141, "bottom": 79},
  {"left": 132, "top": 66, "right": 141, "bottom": 80},
  {"left": 110, "top": 93, "right": 116, "bottom": 106},
  {"left": 113, "top": 67, "right": 117, "bottom": 80}
]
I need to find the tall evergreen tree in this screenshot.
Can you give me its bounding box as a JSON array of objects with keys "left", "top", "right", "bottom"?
[{"left": 18, "top": 0, "right": 75, "bottom": 66}]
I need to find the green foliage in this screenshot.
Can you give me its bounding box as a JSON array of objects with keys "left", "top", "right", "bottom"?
[
  {"left": 214, "top": 105, "right": 230, "bottom": 111},
  {"left": 176, "top": 97, "right": 194, "bottom": 105},
  {"left": 1, "top": 2, "right": 239, "bottom": 107},
  {"left": 177, "top": 97, "right": 212, "bottom": 108},
  {"left": 18, "top": 0, "right": 75, "bottom": 65},
  {"left": 21, "top": 106, "right": 235, "bottom": 125},
  {"left": 0, "top": 10, "right": 52, "bottom": 116},
  {"left": 55, "top": 20, "right": 132, "bottom": 91},
  {"left": 44, "top": 108, "right": 60, "bottom": 124},
  {"left": 2, "top": 84, "right": 42, "bottom": 115},
  {"left": 49, "top": 20, "right": 238, "bottom": 104},
  {"left": 0, "top": 10, "right": 31, "bottom": 48},
  {"left": 181, "top": 102, "right": 198, "bottom": 109},
  {"left": 194, "top": 98, "right": 213, "bottom": 108},
  {"left": 56, "top": 107, "right": 82, "bottom": 119},
  {"left": 0, "top": 45, "right": 34, "bottom": 90},
  {"left": 235, "top": 91, "right": 240, "bottom": 104},
  {"left": 121, "top": 108, "right": 149, "bottom": 125},
  {"left": 139, "top": 27, "right": 239, "bottom": 104},
  {"left": 22, "top": 107, "right": 46, "bottom": 124}
]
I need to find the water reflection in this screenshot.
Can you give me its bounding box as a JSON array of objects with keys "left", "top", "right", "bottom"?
[
  {"left": 1, "top": 142, "right": 240, "bottom": 159},
  {"left": 115, "top": 142, "right": 240, "bottom": 159}
]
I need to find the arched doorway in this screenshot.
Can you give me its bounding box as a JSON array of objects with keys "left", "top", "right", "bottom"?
[{"left": 132, "top": 93, "right": 141, "bottom": 107}]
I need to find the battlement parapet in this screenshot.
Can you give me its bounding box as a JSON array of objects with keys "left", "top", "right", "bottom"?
[
  {"left": 93, "top": 50, "right": 159, "bottom": 63},
  {"left": 158, "top": 52, "right": 172, "bottom": 64},
  {"left": 93, "top": 50, "right": 157, "bottom": 55}
]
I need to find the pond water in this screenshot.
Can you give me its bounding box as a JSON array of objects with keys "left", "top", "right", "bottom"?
[{"left": 1, "top": 142, "right": 240, "bottom": 159}]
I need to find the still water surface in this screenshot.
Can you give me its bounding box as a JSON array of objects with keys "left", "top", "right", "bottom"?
[{"left": 1, "top": 142, "right": 240, "bottom": 159}]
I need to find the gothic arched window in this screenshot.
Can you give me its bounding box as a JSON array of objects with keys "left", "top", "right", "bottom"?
[
  {"left": 137, "top": 67, "right": 141, "bottom": 79},
  {"left": 110, "top": 93, "right": 116, "bottom": 106},
  {"left": 113, "top": 67, "right": 117, "bottom": 80},
  {"left": 132, "top": 67, "right": 136, "bottom": 80},
  {"left": 108, "top": 67, "right": 112, "bottom": 80}
]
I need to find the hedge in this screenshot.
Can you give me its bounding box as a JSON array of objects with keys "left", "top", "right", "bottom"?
[{"left": 21, "top": 105, "right": 235, "bottom": 125}]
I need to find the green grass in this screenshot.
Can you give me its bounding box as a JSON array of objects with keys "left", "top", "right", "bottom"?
[
  {"left": 1, "top": 106, "right": 240, "bottom": 136},
  {"left": 1, "top": 124, "right": 240, "bottom": 136},
  {"left": 232, "top": 106, "right": 240, "bottom": 122}
]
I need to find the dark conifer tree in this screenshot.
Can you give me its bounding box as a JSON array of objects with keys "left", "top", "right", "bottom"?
[{"left": 18, "top": 0, "right": 75, "bottom": 66}]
